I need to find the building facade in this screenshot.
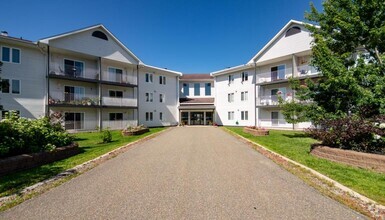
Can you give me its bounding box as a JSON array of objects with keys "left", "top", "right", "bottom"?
[{"left": 1, "top": 20, "right": 318, "bottom": 131}]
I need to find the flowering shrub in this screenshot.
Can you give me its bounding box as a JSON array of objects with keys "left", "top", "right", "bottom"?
[
  {"left": 0, "top": 111, "right": 74, "bottom": 158},
  {"left": 307, "top": 115, "right": 385, "bottom": 154}
]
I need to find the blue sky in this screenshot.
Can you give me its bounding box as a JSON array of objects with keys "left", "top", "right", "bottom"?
[{"left": 1, "top": 0, "right": 323, "bottom": 73}]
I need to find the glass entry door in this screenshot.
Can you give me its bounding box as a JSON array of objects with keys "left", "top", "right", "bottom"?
[{"left": 190, "top": 112, "right": 204, "bottom": 125}]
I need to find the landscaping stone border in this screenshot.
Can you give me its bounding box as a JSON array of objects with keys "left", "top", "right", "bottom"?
[
  {"left": 311, "top": 145, "right": 385, "bottom": 174},
  {"left": 224, "top": 128, "right": 385, "bottom": 219},
  {"left": 0, "top": 143, "right": 79, "bottom": 177},
  {"left": 243, "top": 127, "right": 269, "bottom": 136},
  {"left": 122, "top": 128, "right": 150, "bottom": 136}
]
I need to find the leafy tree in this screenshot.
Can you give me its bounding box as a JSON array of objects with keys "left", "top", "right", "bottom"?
[
  {"left": 281, "top": 0, "right": 385, "bottom": 124},
  {"left": 0, "top": 61, "right": 2, "bottom": 110}
]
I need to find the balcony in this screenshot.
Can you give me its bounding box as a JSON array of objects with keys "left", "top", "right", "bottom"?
[
  {"left": 102, "top": 97, "right": 137, "bottom": 107},
  {"left": 259, "top": 119, "right": 292, "bottom": 128},
  {"left": 256, "top": 94, "right": 292, "bottom": 106},
  {"left": 296, "top": 65, "right": 319, "bottom": 77},
  {"left": 256, "top": 67, "right": 292, "bottom": 84},
  {"left": 49, "top": 69, "right": 99, "bottom": 83},
  {"left": 102, "top": 120, "right": 137, "bottom": 130},
  {"left": 101, "top": 71, "right": 137, "bottom": 86},
  {"left": 49, "top": 91, "right": 99, "bottom": 107}
]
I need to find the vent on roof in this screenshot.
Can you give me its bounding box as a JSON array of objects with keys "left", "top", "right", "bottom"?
[
  {"left": 285, "top": 26, "right": 301, "bottom": 37},
  {"left": 1, "top": 31, "right": 8, "bottom": 37},
  {"left": 92, "top": 31, "right": 108, "bottom": 41}
]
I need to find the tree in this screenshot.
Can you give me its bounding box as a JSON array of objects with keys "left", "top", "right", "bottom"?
[
  {"left": 281, "top": 0, "right": 385, "bottom": 124},
  {"left": 0, "top": 61, "right": 3, "bottom": 110}
]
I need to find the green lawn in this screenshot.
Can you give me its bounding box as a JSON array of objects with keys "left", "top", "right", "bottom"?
[
  {"left": 0, "top": 128, "right": 164, "bottom": 198},
  {"left": 226, "top": 127, "right": 385, "bottom": 205}
]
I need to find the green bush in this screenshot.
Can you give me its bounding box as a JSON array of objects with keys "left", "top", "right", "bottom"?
[
  {"left": 0, "top": 111, "right": 74, "bottom": 158},
  {"left": 100, "top": 128, "right": 112, "bottom": 143}
]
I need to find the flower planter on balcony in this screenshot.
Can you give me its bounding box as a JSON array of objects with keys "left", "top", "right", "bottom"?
[
  {"left": 243, "top": 127, "right": 269, "bottom": 136},
  {"left": 122, "top": 128, "right": 149, "bottom": 136}
]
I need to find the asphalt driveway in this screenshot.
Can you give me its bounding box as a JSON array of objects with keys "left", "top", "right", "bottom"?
[{"left": 1, "top": 127, "right": 364, "bottom": 219}]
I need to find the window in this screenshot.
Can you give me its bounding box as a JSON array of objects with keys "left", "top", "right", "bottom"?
[
  {"left": 241, "top": 91, "right": 248, "bottom": 101},
  {"left": 183, "top": 83, "right": 189, "bottom": 96},
  {"left": 228, "top": 93, "right": 234, "bottom": 102},
  {"left": 1, "top": 79, "right": 10, "bottom": 93},
  {"left": 108, "top": 67, "right": 123, "bottom": 83},
  {"left": 2, "top": 47, "right": 20, "bottom": 63},
  {"left": 159, "top": 76, "right": 166, "bottom": 85},
  {"left": 271, "top": 65, "right": 285, "bottom": 81},
  {"left": 64, "top": 59, "right": 84, "bottom": 77},
  {"left": 271, "top": 111, "right": 279, "bottom": 126},
  {"left": 145, "top": 112, "right": 153, "bottom": 121},
  {"left": 159, "top": 94, "right": 164, "bottom": 103},
  {"left": 109, "top": 113, "right": 123, "bottom": 121},
  {"left": 1, "top": 110, "right": 20, "bottom": 119},
  {"left": 64, "top": 112, "right": 84, "bottom": 130},
  {"left": 145, "top": 73, "right": 153, "bottom": 83},
  {"left": 228, "top": 111, "right": 234, "bottom": 120},
  {"left": 12, "top": 79, "right": 20, "bottom": 94},
  {"left": 241, "top": 111, "right": 248, "bottom": 120},
  {"left": 241, "top": 72, "right": 248, "bottom": 82},
  {"left": 159, "top": 112, "right": 163, "bottom": 121},
  {"left": 145, "top": 92, "right": 153, "bottom": 102},
  {"left": 228, "top": 74, "right": 234, "bottom": 84},
  {"left": 205, "top": 83, "right": 211, "bottom": 96},
  {"left": 64, "top": 86, "right": 85, "bottom": 102},
  {"left": 194, "top": 83, "right": 200, "bottom": 96},
  {"left": 109, "top": 90, "right": 123, "bottom": 98},
  {"left": 285, "top": 26, "right": 301, "bottom": 37},
  {"left": 92, "top": 31, "right": 108, "bottom": 41}
]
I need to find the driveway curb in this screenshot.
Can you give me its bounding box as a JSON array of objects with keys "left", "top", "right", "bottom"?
[
  {"left": 0, "top": 127, "right": 172, "bottom": 210},
  {"left": 224, "top": 128, "right": 385, "bottom": 219}
]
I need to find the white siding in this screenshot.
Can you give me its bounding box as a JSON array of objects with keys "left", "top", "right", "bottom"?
[
  {"left": 0, "top": 41, "right": 46, "bottom": 119},
  {"left": 138, "top": 68, "right": 179, "bottom": 127},
  {"left": 214, "top": 68, "right": 255, "bottom": 126}
]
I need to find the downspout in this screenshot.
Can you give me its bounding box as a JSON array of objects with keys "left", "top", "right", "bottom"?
[
  {"left": 46, "top": 45, "right": 50, "bottom": 117},
  {"left": 136, "top": 64, "right": 139, "bottom": 126},
  {"left": 254, "top": 62, "right": 258, "bottom": 127},
  {"left": 98, "top": 57, "right": 102, "bottom": 131}
]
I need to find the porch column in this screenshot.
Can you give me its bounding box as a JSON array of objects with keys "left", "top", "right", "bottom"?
[
  {"left": 179, "top": 111, "right": 182, "bottom": 126},
  {"left": 188, "top": 112, "right": 191, "bottom": 125},
  {"left": 203, "top": 111, "right": 206, "bottom": 125}
]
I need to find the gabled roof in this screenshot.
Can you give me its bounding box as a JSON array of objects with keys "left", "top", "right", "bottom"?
[
  {"left": 210, "top": 64, "right": 253, "bottom": 77},
  {"left": 141, "top": 64, "right": 183, "bottom": 76},
  {"left": 39, "top": 24, "right": 143, "bottom": 64},
  {"left": 247, "top": 20, "right": 311, "bottom": 64}
]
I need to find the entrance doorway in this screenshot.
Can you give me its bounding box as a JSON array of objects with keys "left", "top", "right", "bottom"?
[{"left": 191, "top": 112, "right": 204, "bottom": 125}]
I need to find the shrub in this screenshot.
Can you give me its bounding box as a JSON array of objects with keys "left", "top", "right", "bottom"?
[
  {"left": 100, "top": 128, "right": 112, "bottom": 143},
  {"left": 307, "top": 115, "right": 385, "bottom": 154},
  {"left": 0, "top": 111, "right": 74, "bottom": 158}
]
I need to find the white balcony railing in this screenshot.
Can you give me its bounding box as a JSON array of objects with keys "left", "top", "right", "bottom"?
[
  {"left": 102, "top": 97, "right": 137, "bottom": 107},
  {"left": 259, "top": 119, "right": 292, "bottom": 128},
  {"left": 256, "top": 67, "right": 293, "bottom": 84},
  {"left": 256, "top": 94, "right": 292, "bottom": 106},
  {"left": 49, "top": 68, "right": 99, "bottom": 81},
  {"left": 296, "top": 65, "right": 318, "bottom": 77},
  {"left": 102, "top": 120, "right": 137, "bottom": 130},
  {"left": 64, "top": 120, "right": 98, "bottom": 132},
  {"left": 49, "top": 91, "right": 99, "bottom": 106},
  {"left": 101, "top": 72, "right": 137, "bottom": 85}
]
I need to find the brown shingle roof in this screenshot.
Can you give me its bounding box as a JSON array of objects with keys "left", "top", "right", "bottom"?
[{"left": 180, "top": 98, "right": 214, "bottom": 104}]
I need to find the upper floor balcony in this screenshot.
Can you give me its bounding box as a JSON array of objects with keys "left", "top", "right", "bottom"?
[
  {"left": 101, "top": 68, "right": 137, "bottom": 86},
  {"left": 256, "top": 93, "right": 292, "bottom": 107},
  {"left": 49, "top": 58, "right": 99, "bottom": 83},
  {"left": 49, "top": 90, "right": 99, "bottom": 107},
  {"left": 256, "top": 65, "right": 319, "bottom": 85},
  {"left": 102, "top": 97, "right": 137, "bottom": 107}
]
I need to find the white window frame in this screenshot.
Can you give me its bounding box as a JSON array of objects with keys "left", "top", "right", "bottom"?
[
  {"left": 64, "top": 112, "right": 85, "bottom": 130},
  {"left": 108, "top": 66, "right": 124, "bottom": 83},
  {"left": 109, "top": 112, "right": 124, "bottom": 121},
  {"left": 1, "top": 46, "right": 21, "bottom": 64},
  {"left": 145, "top": 73, "right": 153, "bottom": 83},
  {"left": 228, "top": 74, "right": 234, "bottom": 84},
  {"left": 241, "top": 111, "right": 248, "bottom": 120},
  {"left": 108, "top": 89, "right": 123, "bottom": 98},
  {"left": 159, "top": 93, "right": 165, "bottom": 103},
  {"left": 241, "top": 72, "right": 248, "bottom": 82},
  {"left": 159, "top": 75, "right": 166, "bottom": 85},
  {"left": 159, "top": 112, "right": 163, "bottom": 121},
  {"left": 228, "top": 93, "right": 234, "bottom": 103},
  {"left": 11, "top": 79, "right": 20, "bottom": 94},
  {"left": 145, "top": 92, "right": 153, "bottom": 102},
  {"left": 64, "top": 85, "right": 85, "bottom": 101},
  {"left": 241, "top": 91, "right": 248, "bottom": 101},
  {"left": 145, "top": 112, "right": 153, "bottom": 121},
  {"left": 228, "top": 111, "right": 234, "bottom": 120}
]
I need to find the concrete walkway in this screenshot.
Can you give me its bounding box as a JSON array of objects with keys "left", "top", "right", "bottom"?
[{"left": 1, "top": 127, "right": 364, "bottom": 219}]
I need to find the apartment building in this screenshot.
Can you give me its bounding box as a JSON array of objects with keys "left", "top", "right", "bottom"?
[
  {"left": 0, "top": 25, "right": 180, "bottom": 131},
  {"left": 1, "top": 20, "right": 318, "bottom": 131},
  {"left": 211, "top": 20, "right": 320, "bottom": 129},
  {"left": 179, "top": 74, "right": 214, "bottom": 125}
]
